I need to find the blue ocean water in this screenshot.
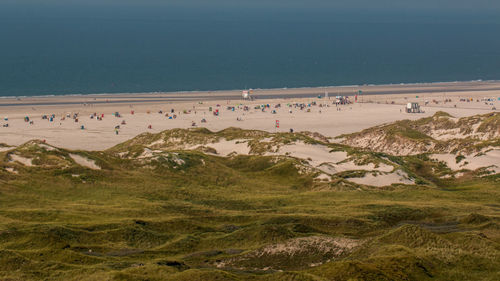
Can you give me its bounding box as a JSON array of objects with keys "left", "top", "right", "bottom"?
[{"left": 1, "top": 4, "right": 500, "bottom": 97}]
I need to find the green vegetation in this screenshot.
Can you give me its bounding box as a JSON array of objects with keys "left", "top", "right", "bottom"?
[
  {"left": 476, "top": 112, "right": 500, "bottom": 133},
  {"left": 0, "top": 127, "right": 499, "bottom": 281},
  {"left": 455, "top": 155, "right": 465, "bottom": 164}
]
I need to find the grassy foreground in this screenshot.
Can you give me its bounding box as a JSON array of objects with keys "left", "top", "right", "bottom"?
[{"left": 0, "top": 128, "right": 499, "bottom": 280}]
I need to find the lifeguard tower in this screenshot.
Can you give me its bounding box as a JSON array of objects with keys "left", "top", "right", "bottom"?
[
  {"left": 242, "top": 89, "right": 253, "bottom": 100},
  {"left": 406, "top": 102, "right": 421, "bottom": 113}
]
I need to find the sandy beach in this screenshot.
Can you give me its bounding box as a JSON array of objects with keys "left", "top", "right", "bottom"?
[{"left": 1, "top": 81, "right": 499, "bottom": 150}]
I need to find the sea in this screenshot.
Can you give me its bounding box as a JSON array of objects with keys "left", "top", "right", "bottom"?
[{"left": 1, "top": 3, "right": 500, "bottom": 97}]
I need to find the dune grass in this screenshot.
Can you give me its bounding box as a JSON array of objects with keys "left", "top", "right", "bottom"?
[{"left": 0, "top": 131, "right": 499, "bottom": 280}]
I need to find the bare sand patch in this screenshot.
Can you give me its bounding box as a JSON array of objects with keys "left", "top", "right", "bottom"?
[
  {"left": 277, "top": 142, "right": 347, "bottom": 166},
  {"left": 137, "top": 148, "right": 164, "bottom": 159},
  {"left": 0, "top": 146, "right": 13, "bottom": 152},
  {"left": 347, "top": 170, "right": 414, "bottom": 187},
  {"left": 207, "top": 139, "right": 251, "bottom": 156},
  {"left": 37, "top": 144, "right": 58, "bottom": 151},
  {"left": 69, "top": 153, "right": 101, "bottom": 170},
  {"left": 315, "top": 173, "right": 332, "bottom": 181},
  {"left": 257, "top": 236, "right": 359, "bottom": 257},
  {"left": 266, "top": 141, "right": 396, "bottom": 175},
  {"left": 317, "top": 161, "right": 394, "bottom": 175},
  {"left": 9, "top": 154, "right": 33, "bottom": 166},
  {"left": 432, "top": 150, "right": 500, "bottom": 173},
  {"left": 216, "top": 236, "right": 360, "bottom": 270},
  {"left": 5, "top": 167, "right": 18, "bottom": 174},
  {"left": 149, "top": 138, "right": 166, "bottom": 147},
  {"left": 171, "top": 153, "right": 185, "bottom": 166}
]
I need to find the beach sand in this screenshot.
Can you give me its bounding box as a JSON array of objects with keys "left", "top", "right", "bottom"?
[{"left": 0, "top": 81, "right": 499, "bottom": 151}]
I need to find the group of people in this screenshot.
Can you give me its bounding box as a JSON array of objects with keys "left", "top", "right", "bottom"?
[
  {"left": 109, "top": 99, "right": 351, "bottom": 133},
  {"left": 2, "top": 97, "right": 354, "bottom": 135}
]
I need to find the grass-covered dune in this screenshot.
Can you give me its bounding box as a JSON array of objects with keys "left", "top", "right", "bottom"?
[
  {"left": 340, "top": 112, "right": 500, "bottom": 155},
  {"left": 0, "top": 120, "right": 499, "bottom": 280}
]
